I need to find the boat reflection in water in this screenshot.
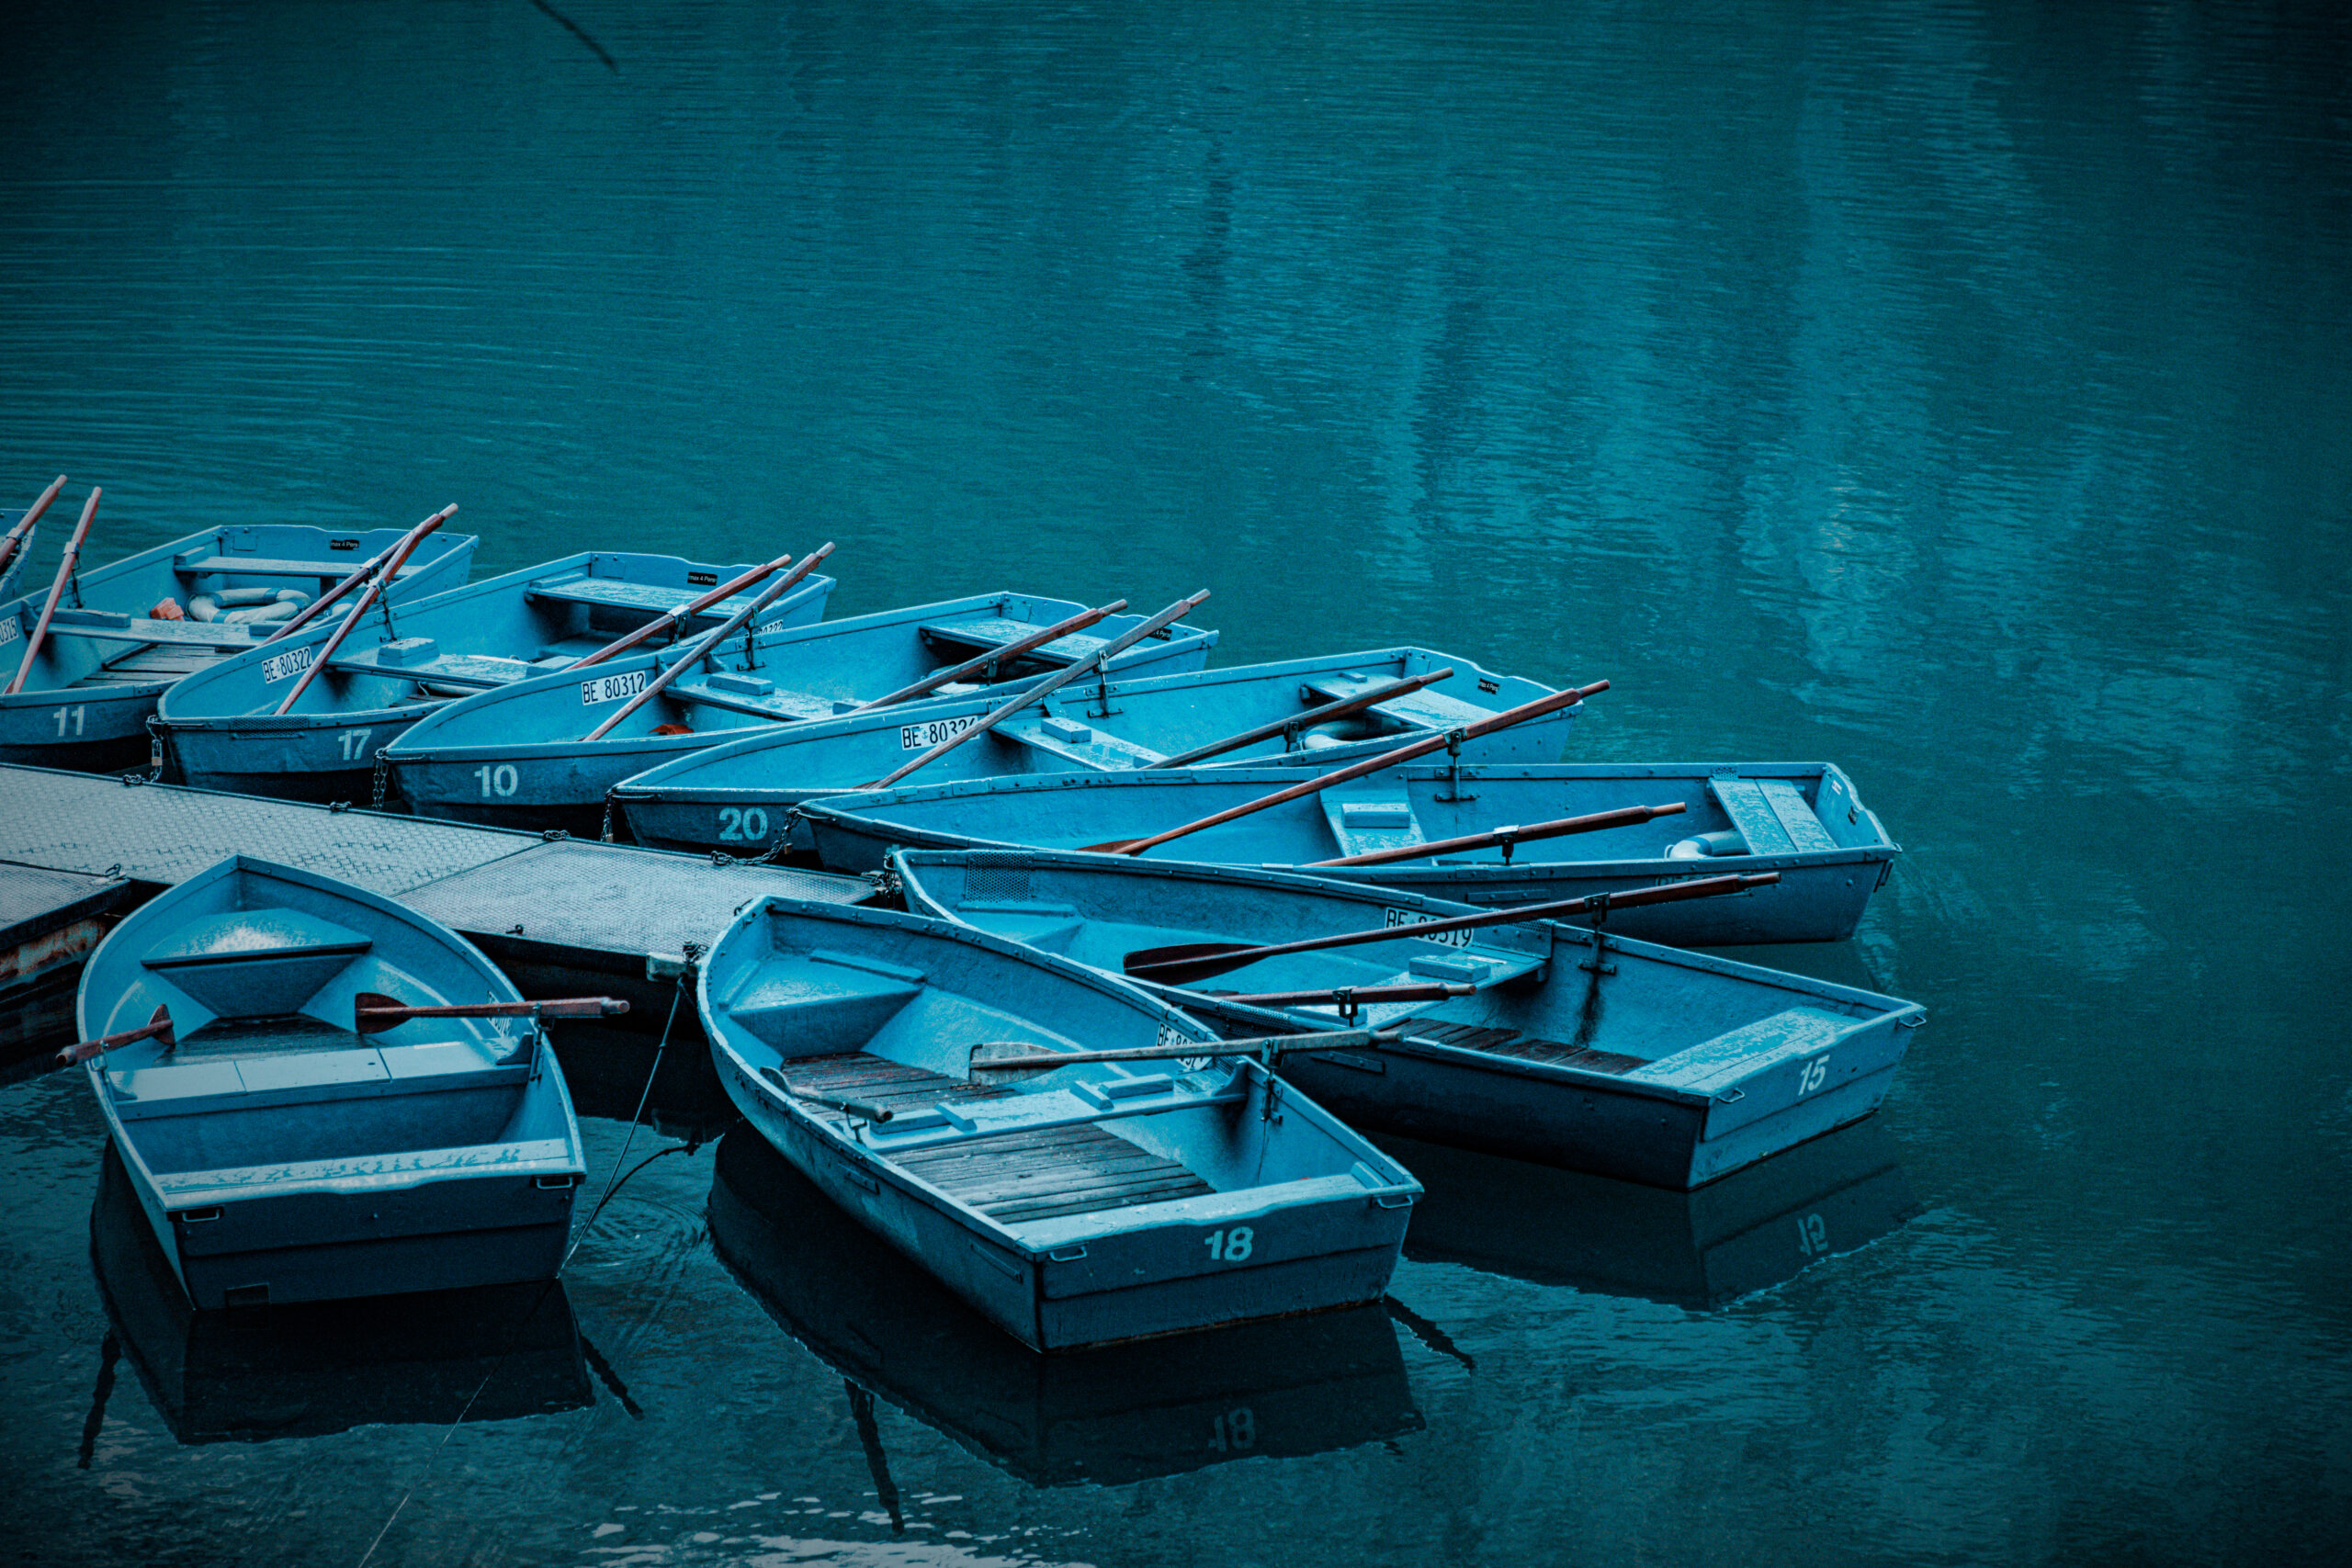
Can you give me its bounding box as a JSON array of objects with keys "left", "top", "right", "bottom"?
[
  {"left": 707, "top": 1130, "right": 1424, "bottom": 1490},
  {"left": 1377, "top": 1117, "right": 1919, "bottom": 1308},
  {"left": 88, "top": 1145, "right": 594, "bottom": 1445}
]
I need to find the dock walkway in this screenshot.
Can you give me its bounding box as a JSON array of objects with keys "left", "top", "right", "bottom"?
[{"left": 0, "top": 765, "right": 870, "bottom": 1038}]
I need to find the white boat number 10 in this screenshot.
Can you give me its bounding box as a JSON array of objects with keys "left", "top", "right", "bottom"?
[
  {"left": 1204, "top": 1226, "right": 1254, "bottom": 1262},
  {"left": 475, "top": 763, "right": 520, "bottom": 797}
]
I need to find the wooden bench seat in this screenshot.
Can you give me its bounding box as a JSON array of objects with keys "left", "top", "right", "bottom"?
[
  {"left": 788, "top": 1050, "right": 1215, "bottom": 1223},
  {"left": 1388, "top": 1014, "right": 1646, "bottom": 1076}
]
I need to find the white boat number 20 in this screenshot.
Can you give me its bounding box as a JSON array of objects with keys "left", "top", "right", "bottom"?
[
  {"left": 1795, "top": 1054, "right": 1830, "bottom": 1097},
  {"left": 718, "top": 807, "right": 769, "bottom": 841},
  {"left": 475, "top": 763, "right": 520, "bottom": 797}
]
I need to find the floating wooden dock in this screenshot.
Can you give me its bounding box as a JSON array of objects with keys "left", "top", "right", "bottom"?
[{"left": 0, "top": 764, "right": 872, "bottom": 1042}]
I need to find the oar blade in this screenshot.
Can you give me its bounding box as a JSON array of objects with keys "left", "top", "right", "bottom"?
[
  {"left": 1119, "top": 941, "right": 1256, "bottom": 980},
  {"left": 353, "top": 990, "right": 406, "bottom": 1033},
  {"left": 149, "top": 1001, "right": 175, "bottom": 1050}
]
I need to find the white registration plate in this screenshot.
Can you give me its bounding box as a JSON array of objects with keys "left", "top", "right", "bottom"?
[
  {"left": 261, "top": 645, "right": 314, "bottom": 684},
  {"left": 581, "top": 670, "right": 650, "bottom": 705},
  {"left": 1383, "top": 908, "right": 1475, "bottom": 946},
  {"left": 899, "top": 714, "right": 981, "bottom": 751}
]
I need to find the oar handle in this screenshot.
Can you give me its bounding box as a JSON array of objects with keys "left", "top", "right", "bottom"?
[
  {"left": 967, "top": 1025, "right": 1402, "bottom": 1074},
  {"left": 1306, "top": 801, "right": 1687, "bottom": 868},
  {"left": 849, "top": 598, "right": 1129, "bottom": 713},
  {"left": 580, "top": 543, "right": 834, "bottom": 742},
  {"left": 354, "top": 992, "right": 628, "bottom": 1033},
  {"left": 1143, "top": 666, "right": 1457, "bottom": 770},
  {"left": 763, "top": 1066, "right": 894, "bottom": 1122},
  {"left": 271, "top": 505, "right": 455, "bottom": 715},
  {"left": 568, "top": 549, "right": 801, "bottom": 671},
  {"left": 863, "top": 590, "right": 1209, "bottom": 790},
  {"left": 1096, "top": 677, "right": 1609, "bottom": 855},
  {"left": 5, "top": 485, "right": 100, "bottom": 697},
  {"left": 0, "top": 473, "right": 66, "bottom": 575},
  {"left": 1125, "top": 872, "right": 1779, "bottom": 983},
  {"left": 55, "top": 1004, "right": 175, "bottom": 1067}
]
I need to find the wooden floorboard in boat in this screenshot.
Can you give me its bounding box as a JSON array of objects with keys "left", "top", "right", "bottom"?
[
  {"left": 1391, "top": 1016, "right": 1645, "bottom": 1076},
  {"left": 787, "top": 1051, "right": 1216, "bottom": 1222}
]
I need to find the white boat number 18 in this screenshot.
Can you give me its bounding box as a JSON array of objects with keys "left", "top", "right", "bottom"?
[{"left": 1204, "top": 1226, "right": 1253, "bottom": 1262}]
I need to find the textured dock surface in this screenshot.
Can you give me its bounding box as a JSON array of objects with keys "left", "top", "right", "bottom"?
[{"left": 0, "top": 765, "right": 869, "bottom": 972}]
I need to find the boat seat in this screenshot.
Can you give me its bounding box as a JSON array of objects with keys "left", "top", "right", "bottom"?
[
  {"left": 1299, "top": 670, "right": 1498, "bottom": 731},
  {"left": 994, "top": 715, "right": 1167, "bottom": 770},
  {"left": 1384, "top": 1014, "right": 1646, "bottom": 1076},
  {"left": 667, "top": 677, "right": 843, "bottom": 721},
  {"left": 108, "top": 1041, "right": 528, "bottom": 1120},
  {"left": 72, "top": 646, "right": 242, "bottom": 685},
  {"left": 172, "top": 555, "right": 432, "bottom": 581},
  {"left": 524, "top": 580, "right": 752, "bottom": 615},
  {"left": 1625, "top": 1007, "right": 1852, "bottom": 1094},
  {"left": 917, "top": 615, "right": 1112, "bottom": 668},
  {"left": 45, "top": 614, "right": 262, "bottom": 649},
  {"left": 1320, "top": 790, "right": 1426, "bottom": 859},
  {"left": 718, "top": 949, "right": 927, "bottom": 1053},
  {"left": 1705, "top": 777, "right": 1838, "bottom": 856},
  {"left": 141, "top": 908, "right": 374, "bottom": 1018}
]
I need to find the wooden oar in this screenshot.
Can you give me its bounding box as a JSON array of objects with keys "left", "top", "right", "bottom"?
[
  {"left": 581, "top": 542, "right": 835, "bottom": 741},
  {"left": 55, "top": 1004, "right": 175, "bottom": 1067},
  {"left": 0, "top": 473, "right": 66, "bottom": 582},
  {"left": 1306, "top": 801, "right": 1687, "bottom": 868},
  {"left": 1142, "top": 667, "right": 1456, "bottom": 770},
  {"left": 863, "top": 590, "right": 1211, "bottom": 790},
  {"left": 1123, "top": 871, "right": 1778, "bottom": 985},
  {"left": 1213, "top": 981, "right": 1476, "bottom": 1008},
  {"left": 762, "top": 1064, "right": 896, "bottom": 1123},
  {"left": 5, "top": 486, "right": 100, "bottom": 697},
  {"left": 967, "top": 1024, "right": 1402, "bottom": 1078},
  {"left": 568, "top": 549, "right": 800, "bottom": 671},
  {"left": 1081, "top": 677, "right": 1610, "bottom": 854},
  {"left": 354, "top": 991, "right": 628, "bottom": 1034},
  {"left": 847, "top": 599, "right": 1127, "bottom": 713},
  {"left": 270, "top": 505, "right": 456, "bottom": 715}
]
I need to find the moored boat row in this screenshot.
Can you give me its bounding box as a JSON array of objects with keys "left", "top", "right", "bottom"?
[{"left": 25, "top": 477, "right": 1922, "bottom": 1362}]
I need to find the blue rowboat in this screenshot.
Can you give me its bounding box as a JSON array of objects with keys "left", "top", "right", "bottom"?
[
  {"left": 0, "top": 522, "right": 476, "bottom": 773},
  {"left": 611, "top": 648, "right": 1576, "bottom": 858},
  {"left": 72, "top": 855, "right": 587, "bottom": 1308},
  {"left": 697, "top": 897, "right": 1420, "bottom": 1351},
  {"left": 892, "top": 849, "right": 1924, "bottom": 1188},
  {"left": 1380, "top": 1117, "right": 1919, "bottom": 1305},
  {"left": 383, "top": 593, "right": 1218, "bottom": 837},
  {"left": 153, "top": 549, "right": 833, "bottom": 804},
  {"left": 707, "top": 1127, "right": 1421, "bottom": 1485},
  {"left": 89, "top": 1144, "right": 594, "bottom": 1442},
  {"left": 806, "top": 761, "right": 1900, "bottom": 944}
]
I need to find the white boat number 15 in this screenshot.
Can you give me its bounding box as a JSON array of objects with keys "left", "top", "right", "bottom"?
[{"left": 1795, "top": 1054, "right": 1830, "bottom": 1097}]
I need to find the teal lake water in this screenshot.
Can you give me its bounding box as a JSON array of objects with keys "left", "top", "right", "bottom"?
[{"left": 3, "top": 1, "right": 2347, "bottom": 1562}]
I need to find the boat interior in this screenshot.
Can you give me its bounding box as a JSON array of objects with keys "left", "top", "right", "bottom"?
[{"left": 711, "top": 916, "right": 1381, "bottom": 1236}]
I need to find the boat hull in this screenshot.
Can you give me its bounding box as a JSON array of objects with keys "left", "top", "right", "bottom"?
[
  {"left": 810, "top": 761, "right": 1900, "bottom": 945},
  {"left": 715, "top": 1049, "right": 1405, "bottom": 1350}
]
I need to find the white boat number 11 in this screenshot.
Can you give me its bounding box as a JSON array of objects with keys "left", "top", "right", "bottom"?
[
  {"left": 51, "top": 705, "right": 85, "bottom": 738},
  {"left": 1204, "top": 1226, "right": 1253, "bottom": 1262}
]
